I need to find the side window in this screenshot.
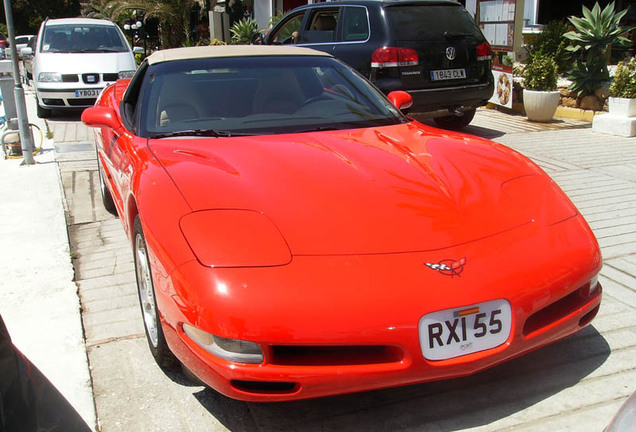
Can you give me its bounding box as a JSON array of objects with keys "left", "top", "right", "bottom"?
[
  {"left": 301, "top": 9, "right": 339, "bottom": 44},
  {"left": 342, "top": 7, "right": 369, "bottom": 42},
  {"left": 270, "top": 12, "right": 305, "bottom": 44}
]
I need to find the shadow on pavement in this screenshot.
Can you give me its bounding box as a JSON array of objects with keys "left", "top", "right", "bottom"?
[{"left": 190, "top": 325, "right": 610, "bottom": 432}]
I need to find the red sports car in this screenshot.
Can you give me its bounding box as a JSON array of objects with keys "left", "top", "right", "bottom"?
[{"left": 82, "top": 45, "right": 602, "bottom": 402}]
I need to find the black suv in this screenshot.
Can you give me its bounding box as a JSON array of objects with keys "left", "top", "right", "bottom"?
[{"left": 265, "top": 0, "right": 494, "bottom": 128}]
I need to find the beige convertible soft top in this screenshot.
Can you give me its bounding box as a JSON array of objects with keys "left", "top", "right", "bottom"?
[{"left": 147, "top": 45, "right": 332, "bottom": 65}]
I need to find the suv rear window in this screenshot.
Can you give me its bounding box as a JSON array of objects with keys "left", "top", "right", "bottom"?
[{"left": 385, "top": 5, "right": 482, "bottom": 41}]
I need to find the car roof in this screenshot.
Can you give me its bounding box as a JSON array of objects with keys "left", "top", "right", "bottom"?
[
  {"left": 147, "top": 45, "right": 333, "bottom": 65},
  {"left": 44, "top": 18, "right": 118, "bottom": 27}
]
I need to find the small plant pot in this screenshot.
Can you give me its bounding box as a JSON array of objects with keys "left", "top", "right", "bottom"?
[
  {"left": 608, "top": 97, "right": 636, "bottom": 118},
  {"left": 523, "top": 90, "right": 561, "bottom": 122}
]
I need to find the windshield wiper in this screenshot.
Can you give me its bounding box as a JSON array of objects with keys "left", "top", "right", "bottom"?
[{"left": 149, "top": 129, "right": 253, "bottom": 139}]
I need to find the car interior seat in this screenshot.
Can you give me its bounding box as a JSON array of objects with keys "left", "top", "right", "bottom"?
[
  {"left": 312, "top": 15, "right": 337, "bottom": 31},
  {"left": 252, "top": 69, "right": 304, "bottom": 115},
  {"left": 156, "top": 75, "right": 204, "bottom": 127}
]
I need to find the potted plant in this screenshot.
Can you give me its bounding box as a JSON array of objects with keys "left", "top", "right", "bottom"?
[
  {"left": 522, "top": 53, "right": 560, "bottom": 122},
  {"left": 608, "top": 57, "right": 636, "bottom": 117},
  {"left": 564, "top": 2, "right": 633, "bottom": 107}
]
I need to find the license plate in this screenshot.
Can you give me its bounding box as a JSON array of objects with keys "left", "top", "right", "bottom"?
[
  {"left": 430, "top": 68, "right": 466, "bottom": 81},
  {"left": 419, "top": 299, "right": 511, "bottom": 361},
  {"left": 75, "top": 89, "right": 101, "bottom": 97}
]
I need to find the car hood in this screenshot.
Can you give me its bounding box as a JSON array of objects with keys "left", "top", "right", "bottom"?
[
  {"left": 34, "top": 52, "right": 135, "bottom": 74},
  {"left": 148, "top": 122, "right": 544, "bottom": 255}
]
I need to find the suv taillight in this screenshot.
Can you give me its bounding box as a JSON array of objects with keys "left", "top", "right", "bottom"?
[
  {"left": 476, "top": 42, "right": 492, "bottom": 61},
  {"left": 371, "top": 47, "right": 419, "bottom": 68}
]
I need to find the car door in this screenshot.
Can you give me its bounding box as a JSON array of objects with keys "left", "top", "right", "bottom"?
[
  {"left": 297, "top": 8, "right": 340, "bottom": 56},
  {"left": 332, "top": 6, "right": 374, "bottom": 78}
]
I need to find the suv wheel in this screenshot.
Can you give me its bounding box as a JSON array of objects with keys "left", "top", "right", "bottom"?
[
  {"left": 433, "top": 108, "right": 476, "bottom": 129},
  {"left": 36, "top": 103, "right": 51, "bottom": 119}
]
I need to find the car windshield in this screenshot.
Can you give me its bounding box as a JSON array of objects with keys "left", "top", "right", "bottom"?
[
  {"left": 139, "top": 55, "right": 407, "bottom": 138},
  {"left": 41, "top": 24, "right": 128, "bottom": 53}
]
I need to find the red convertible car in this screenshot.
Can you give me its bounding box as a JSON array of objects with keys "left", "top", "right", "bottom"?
[{"left": 82, "top": 45, "right": 602, "bottom": 402}]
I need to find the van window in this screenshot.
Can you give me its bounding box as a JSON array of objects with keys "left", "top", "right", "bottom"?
[
  {"left": 343, "top": 7, "right": 369, "bottom": 42},
  {"left": 385, "top": 5, "right": 481, "bottom": 41},
  {"left": 41, "top": 24, "right": 129, "bottom": 53}
]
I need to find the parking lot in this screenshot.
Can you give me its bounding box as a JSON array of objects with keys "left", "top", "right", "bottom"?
[{"left": 49, "top": 107, "right": 636, "bottom": 431}]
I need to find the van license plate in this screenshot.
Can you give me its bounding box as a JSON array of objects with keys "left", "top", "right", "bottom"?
[
  {"left": 75, "top": 89, "right": 100, "bottom": 97},
  {"left": 430, "top": 69, "right": 466, "bottom": 81},
  {"left": 419, "top": 299, "right": 511, "bottom": 361}
]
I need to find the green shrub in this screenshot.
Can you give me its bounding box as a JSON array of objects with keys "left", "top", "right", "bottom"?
[
  {"left": 230, "top": 18, "right": 260, "bottom": 45},
  {"left": 610, "top": 57, "right": 636, "bottom": 98},
  {"left": 564, "top": 1, "right": 633, "bottom": 96},
  {"left": 523, "top": 54, "right": 558, "bottom": 91},
  {"left": 528, "top": 20, "right": 572, "bottom": 76}
]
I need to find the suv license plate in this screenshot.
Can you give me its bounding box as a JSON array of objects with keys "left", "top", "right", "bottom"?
[
  {"left": 419, "top": 299, "right": 511, "bottom": 361},
  {"left": 430, "top": 69, "right": 466, "bottom": 81},
  {"left": 75, "top": 89, "right": 101, "bottom": 97}
]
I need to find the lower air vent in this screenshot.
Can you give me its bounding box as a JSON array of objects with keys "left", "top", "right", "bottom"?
[{"left": 271, "top": 345, "right": 403, "bottom": 366}]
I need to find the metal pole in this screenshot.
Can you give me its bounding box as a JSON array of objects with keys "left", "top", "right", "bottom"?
[{"left": 3, "top": 0, "right": 35, "bottom": 165}]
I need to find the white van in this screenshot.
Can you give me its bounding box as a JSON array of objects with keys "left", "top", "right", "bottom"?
[{"left": 24, "top": 18, "right": 141, "bottom": 118}]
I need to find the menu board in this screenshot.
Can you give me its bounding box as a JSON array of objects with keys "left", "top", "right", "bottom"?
[
  {"left": 479, "top": 0, "right": 515, "bottom": 50},
  {"left": 478, "top": 0, "right": 516, "bottom": 108}
]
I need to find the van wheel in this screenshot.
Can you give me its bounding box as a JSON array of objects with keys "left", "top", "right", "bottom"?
[
  {"left": 36, "top": 103, "right": 51, "bottom": 118},
  {"left": 434, "top": 108, "right": 476, "bottom": 129}
]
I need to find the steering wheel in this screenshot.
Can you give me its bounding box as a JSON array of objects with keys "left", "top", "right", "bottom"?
[{"left": 300, "top": 94, "right": 333, "bottom": 109}]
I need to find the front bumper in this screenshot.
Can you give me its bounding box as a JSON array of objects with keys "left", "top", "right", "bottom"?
[
  {"left": 36, "top": 87, "right": 105, "bottom": 109},
  {"left": 153, "top": 214, "right": 602, "bottom": 402}
]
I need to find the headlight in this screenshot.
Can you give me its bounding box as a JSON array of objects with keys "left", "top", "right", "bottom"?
[
  {"left": 183, "top": 323, "right": 263, "bottom": 364},
  {"left": 118, "top": 70, "right": 135, "bottom": 79},
  {"left": 180, "top": 210, "right": 291, "bottom": 267},
  {"left": 38, "top": 72, "right": 62, "bottom": 82}
]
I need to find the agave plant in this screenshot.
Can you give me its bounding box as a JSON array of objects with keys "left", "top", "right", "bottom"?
[
  {"left": 230, "top": 18, "right": 260, "bottom": 45},
  {"left": 564, "top": 1, "right": 633, "bottom": 96}
]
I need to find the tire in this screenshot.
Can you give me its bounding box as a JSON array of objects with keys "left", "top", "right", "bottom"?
[
  {"left": 133, "top": 216, "right": 177, "bottom": 369},
  {"left": 96, "top": 153, "right": 117, "bottom": 215},
  {"left": 433, "top": 108, "right": 476, "bottom": 130},
  {"left": 36, "top": 103, "right": 51, "bottom": 119}
]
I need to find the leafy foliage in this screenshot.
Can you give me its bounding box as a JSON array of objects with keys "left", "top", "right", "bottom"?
[
  {"left": 564, "top": 1, "right": 634, "bottom": 96},
  {"left": 610, "top": 57, "right": 636, "bottom": 98},
  {"left": 523, "top": 54, "right": 558, "bottom": 91},
  {"left": 5, "top": 0, "right": 81, "bottom": 34},
  {"left": 528, "top": 20, "right": 572, "bottom": 76},
  {"left": 82, "top": 0, "right": 206, "bottom": 48},
  {"left": 230, "top": 18, "right": 260, "bottom": 45}
]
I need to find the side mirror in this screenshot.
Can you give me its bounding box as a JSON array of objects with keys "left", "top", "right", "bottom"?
[
  {"left": 81, "top": 106, "right": 121, "bottom": 130},
  {"left": 132, "top": 46, "right": 144, "bottom": 54},
  {"left": 387, "top": 91, "right": 413, "bottom": 111},
  {"left": 250, "top": 32, "right": 264, "bottom": 45},
  {"left": 20, "top": 47, "right": 33, "bottom": 57}
]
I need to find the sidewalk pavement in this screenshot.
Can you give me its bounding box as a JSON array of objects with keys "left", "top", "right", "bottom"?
[{"left": 0, "top": 89, "right": 96, "bottom": 427}]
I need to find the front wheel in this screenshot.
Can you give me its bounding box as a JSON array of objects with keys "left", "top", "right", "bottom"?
[
  {"left": 433, "top": 108, "right": 476, "bottom": 130},
  {"left": 133, "top": 216, "right": 177, "bottom": 369}
]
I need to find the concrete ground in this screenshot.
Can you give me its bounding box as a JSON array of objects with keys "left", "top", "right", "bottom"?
[{"left": 7, "top": 94, "right": 636, "bottom": 431}]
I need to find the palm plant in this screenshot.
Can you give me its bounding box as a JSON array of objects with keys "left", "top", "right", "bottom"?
[
  {"left": 83, "top": 0, "right": 206, "bottom": 48},
  {"left": 230, "top": 18, "right": 260, "bottom": 45},
  {"left": 564, "top": 1, "right": 633, "bottom": 96}
]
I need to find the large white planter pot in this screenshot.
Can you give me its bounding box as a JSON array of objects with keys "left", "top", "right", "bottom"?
[
  {"left": 523, "top": 89, "right": 561, "bottom": 122},
  {"left": 608, "top": 97, "right": 636, "bottom": 118}
]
